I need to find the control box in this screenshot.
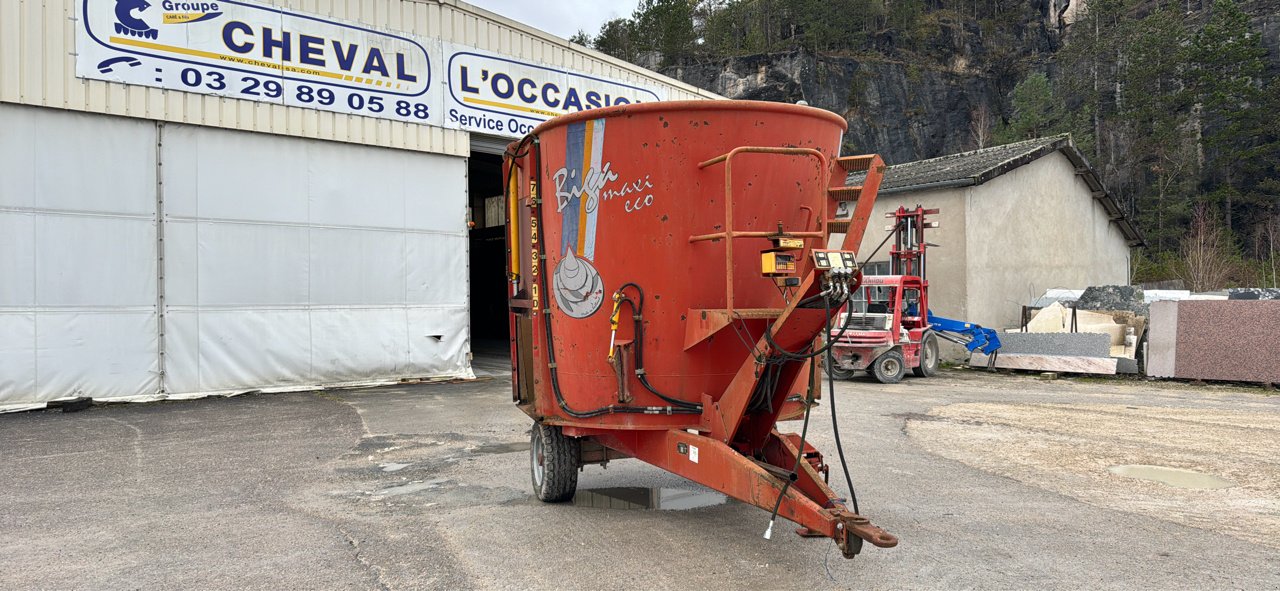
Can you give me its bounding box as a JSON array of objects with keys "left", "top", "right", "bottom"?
[
  {"left": 811, "top": 249, "right": 857, "bottom": 271},
  {"left": 761, "top": 252, "right": 797, "bottom": 276}
]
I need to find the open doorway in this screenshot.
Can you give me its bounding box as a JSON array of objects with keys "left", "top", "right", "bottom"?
[{"left": 468, "top": 149, "right": 509, "bottom": 363}]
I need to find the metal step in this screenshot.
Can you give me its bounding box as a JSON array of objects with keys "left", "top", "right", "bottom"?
[{"left": 835, "top": 155, "right": 876, "bottom": 172}]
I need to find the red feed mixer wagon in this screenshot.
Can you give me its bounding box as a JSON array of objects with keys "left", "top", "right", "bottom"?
[{"left": 502, "top": 100, "right": 897, "bottom": 558}]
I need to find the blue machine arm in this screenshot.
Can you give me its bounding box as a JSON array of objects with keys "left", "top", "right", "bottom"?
[{"left": 927, "top": 311, "right": 1002, "bottom": 355}]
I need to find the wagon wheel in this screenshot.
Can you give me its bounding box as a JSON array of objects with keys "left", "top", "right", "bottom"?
[{"left": 530, "top": 423, "right": 580, "bottom": 502}]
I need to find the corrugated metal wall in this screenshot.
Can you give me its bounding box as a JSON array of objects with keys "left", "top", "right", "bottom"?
[{"left": 0, "top": 0, "right": 719, "bottom": 156}]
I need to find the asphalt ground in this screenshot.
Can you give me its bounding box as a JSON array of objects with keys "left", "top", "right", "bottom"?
[{"left": 2, "top": 369, "right": 1277, "bottom": 590}]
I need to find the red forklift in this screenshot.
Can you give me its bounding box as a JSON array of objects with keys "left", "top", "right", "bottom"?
[{"left": 826, "top": 206, "right": 1000, "bottom": 383}]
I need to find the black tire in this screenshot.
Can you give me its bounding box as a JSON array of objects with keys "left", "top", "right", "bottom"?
[
  {"left": 530, "top": 423, "right": 579, "bottom": 502},
  {"left": 912, "top": 332, "right": 940, "bottom": 378},
  {"left": 825, "top": 363, "right": 856, "bottom": 381},
  {"left": 870, "top": 350, "right": 906, "bottom": 384}
]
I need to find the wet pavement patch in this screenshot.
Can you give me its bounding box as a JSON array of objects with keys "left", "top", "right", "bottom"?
[
  {"left": 571, "top": 487, "right": 728, "bottom": 510},
  {"left": 1108, "top": 465, "right": 1236, "bottom": 489},
  {"left": 469, "top": 441, "right": 531, "bottom": 455}
]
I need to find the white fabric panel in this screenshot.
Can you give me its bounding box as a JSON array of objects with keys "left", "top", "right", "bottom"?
[
  {"left": 0, "top": 104, "right": 159, "bottom": 408},
  {"left": 408, "top": 307, "right": 472, "bottom": 376},
  {"left": 0, "top": 314, "right": 37, "bottom": 400},
  {"left": 161, "top": 218, "right": 199, "bottom": 308},
  {"left": 35, "top": 312, "right": 160, "bottom": 401},
  {"left": 161, "top": 124, "right": 473, "bottom": 397},
  {"left": 31, "top": 111, "right": 157, "bottom": 215},
  {"left": 310, "top": 308, "right": 411, "bottom": 381},
  {"left": 194, "top": 221, "right": 311, "bottom": 306},
  {"left": 165, "top": 309, "right": 314, "bottom": 393},
  {"left": 0, "top": 108, "right": 37, "bottom": 209},
  {"left": 161, "top": 311, "right": 202, "bottom": 394},
  {"left": 0, "top": 212, "right": 35, "bottom": 306},
  {"left": 0, "top": 104, "right": 156, "bottom": 214},
  {"left": 406, "top": 235, "right": 469, "bottom": 305},
  {"left": 162, "top": 125, "right": 309, "bottom": 223},
  {"left": 35, "top": 216, "right": 155, "bottom": 307},
  {"left": 307, "top": 142, "right": 407, "bottom": 230},
  {"left": 405, "top": 156, "right": 469, "bottom": 233},
  {"left": 310, "top": 228, "right": 407, "bottom": 306}
]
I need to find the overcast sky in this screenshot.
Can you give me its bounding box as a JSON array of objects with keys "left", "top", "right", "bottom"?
[{"left": 465, "top": 0, "right": 641, "bottom": 40}]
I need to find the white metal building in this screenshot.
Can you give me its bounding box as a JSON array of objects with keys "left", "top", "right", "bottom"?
[{"left": 0, "top": 0, "right": 719, "bottom": 410}]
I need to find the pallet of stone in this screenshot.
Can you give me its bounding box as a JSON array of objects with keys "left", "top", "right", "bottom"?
[{"left": 971, "top": 352, "right": 1118, "bottom": 375}]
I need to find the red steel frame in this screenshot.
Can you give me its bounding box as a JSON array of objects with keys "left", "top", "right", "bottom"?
[{"left": 506, "top": 132, "right": 895, "bottom": 558}]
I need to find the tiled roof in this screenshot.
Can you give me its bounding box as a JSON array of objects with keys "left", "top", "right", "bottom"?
[
  {"left": 847, "top": 134, "right": 1144, "bottom": 246},
  {"left": 849, "top": 134, "right": 1069, "bottom": 193}
]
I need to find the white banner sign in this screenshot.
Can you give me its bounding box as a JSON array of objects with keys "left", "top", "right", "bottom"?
[
  {"left": 76, "top": 0, "right": 441, "bottom": 126},
  {"left": 443, "top": 44, "right": 667, "bottom": 138}
]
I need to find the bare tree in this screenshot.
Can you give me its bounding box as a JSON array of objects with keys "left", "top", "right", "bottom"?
[
  {"left": 970, "top": 103, "right": 992, "bottom": 149},
  {"left": 1177, "top": 204, "right": 1236, "bottom": 292},
  {"left": 1256, "top": 213, "right": 1280, "bottom": 289}
]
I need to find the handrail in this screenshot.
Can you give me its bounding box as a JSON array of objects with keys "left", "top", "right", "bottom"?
[{"left": 691, "top": 146, "right": 831, "bottom": 315}]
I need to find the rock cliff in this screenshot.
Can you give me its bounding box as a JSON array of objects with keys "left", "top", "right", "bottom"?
[{"left": 656, "top": 0, "right": 1279, "bottom": 165}]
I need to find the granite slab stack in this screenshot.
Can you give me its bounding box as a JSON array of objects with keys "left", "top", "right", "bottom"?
[
  {"left": 1146, "top": 300, "right": 1280, "bottom": 384},
  {"left": 1001, "top": 301, "right": 1143, "bottom": 374},
  {"left": 997, "top": 332, "right": 1111, "bottom": 357},
  {"left": 971, "top": 332, "right": 1118, "bottom": 375}
]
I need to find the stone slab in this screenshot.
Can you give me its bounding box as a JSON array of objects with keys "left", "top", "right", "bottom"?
[
  {"left": 971, "top": 353, "right": 1118, "bottom": 375},
  {"left": 1145, "top": 289, "right": 1191, "bottom": 303},
  {"left": 1023, "top": 305, "right": 1141, "bottom": 347},
  {"left": 997, "top": 332, "right": 1112, "bottom": 358},
  {"left": 1077, "top": 285, "right": 1148, "bottom": 316},
  {"left": 1227, "top": 288, "right": 1280, "bottom": 300},
  {"left": 1116, "top": 357, "right": 1140, "bottom": 374},
  {"left": 1172, "top": 300, "right": 1280, "bottom": 384},
  {"left": 1026, "top": 302, "right": 1070, "bottom": 332},
  {"left": 1145, "top": 300, "right": 1178, "bottom": 378}
]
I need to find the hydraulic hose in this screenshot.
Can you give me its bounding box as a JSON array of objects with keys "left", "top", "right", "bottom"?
[
  {"left": 615, "top": 283, "right": 701, "bottom": 410},
  {"left": 763, "top": 285, "right": 853, "bottom": 361}
]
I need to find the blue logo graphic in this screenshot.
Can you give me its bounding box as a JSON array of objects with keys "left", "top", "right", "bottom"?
[{"left": 114, "top": 0, "right": 157, "bottom": 39}]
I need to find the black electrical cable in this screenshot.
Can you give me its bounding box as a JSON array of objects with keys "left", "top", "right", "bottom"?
[
  {"left": 861, "top": 220, "right": 902, "bottom": 271},
  {"left": 763, "top": 294, "right": 852, "bottom": 361},
  {"left": 504, "top": 134, "right": 535, "bottom": 160},
  {"left": 526, "top": 137, "right": 697, "bottom": 418},
  {"left": 764, "top": 356, "right": 817, "bottom": 539},
  {"left": 761, "top": 222, "right": 900, "bottom": 511},
  {"left": 748, "top": 354, "right": 790, "bottom": 413},
  {"left": 825, "top": 293, "right": 861, "bottom": 514}
]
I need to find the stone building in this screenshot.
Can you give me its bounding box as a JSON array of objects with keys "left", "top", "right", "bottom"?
[{"left": 848, "top": 135, "right": 1144, "bottom": 336}]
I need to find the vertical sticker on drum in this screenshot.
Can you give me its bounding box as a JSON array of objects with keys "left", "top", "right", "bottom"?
[{"left": 551, "top": 118, "right": 609, "bottom": 319}]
